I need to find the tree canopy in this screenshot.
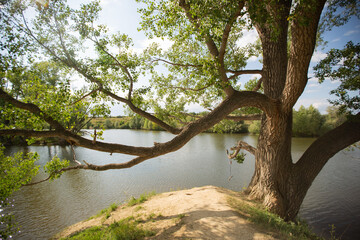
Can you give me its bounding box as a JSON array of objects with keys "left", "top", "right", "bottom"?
[{"left": 0, "top": 0, "right": 359, "bottom": 230}]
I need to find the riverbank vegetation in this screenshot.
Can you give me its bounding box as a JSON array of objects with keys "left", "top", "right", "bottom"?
[{"left": 84, "top": 105, "right": 345, "bottom": 137}]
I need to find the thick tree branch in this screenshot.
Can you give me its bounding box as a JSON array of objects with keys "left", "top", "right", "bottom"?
[
  {"left": 296, "top": 114, "right": 360, "bottom": 185},
  {"left": 225, "top": 114, "right": 261, "bottom": 121},
  {"left": 101, "top": 89, "right": 182, "bottom": 134},
  {"left": 0, "top": 129, "right": 63, "bottom": 138},
  {"left": 281, "top": 0, "right": 327, "bottom": 110},
  {"left": 1, "top": 88, "right": 276, "bottom": 161},
  {"left": 0, "top": 88, "right": 65, "bottom": 130}
]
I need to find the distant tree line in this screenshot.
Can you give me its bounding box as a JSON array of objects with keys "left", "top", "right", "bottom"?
[
  {"left": 248, "top": 105, "right": 346, "bottom": 137},
  {"left": 85, "top": 105, "right": 346, "bottom": 137}
]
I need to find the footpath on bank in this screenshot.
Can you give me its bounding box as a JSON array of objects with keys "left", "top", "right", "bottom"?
[{"left": 54, "top": 185, "right": 321, "bottom": 240}]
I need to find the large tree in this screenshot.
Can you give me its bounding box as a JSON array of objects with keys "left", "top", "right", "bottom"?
[{"left": 0, "top": 0, "right": 359, "bottom": 222}]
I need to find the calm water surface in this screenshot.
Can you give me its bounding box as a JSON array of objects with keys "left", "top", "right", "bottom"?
[{"left": 5, "top": 130, "right": 360, "bottom": 239}]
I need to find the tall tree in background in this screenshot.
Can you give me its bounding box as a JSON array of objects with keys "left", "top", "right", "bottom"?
[{"left": 0, "top": 0, "right": 359, "bottom": 222}]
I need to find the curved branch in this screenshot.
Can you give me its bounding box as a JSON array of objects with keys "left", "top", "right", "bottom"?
[
  {"left": 0, "top": 89, "right": 65, "bottom": 130},
  {"left": 17, "top": 12, "right": 183, "bottom": 135},
  {"left": 228, "top": 140, "right": 257, "bottom": 158},
  {"left": 1, "top": 88, "right": 276, "bottom": 161},
  {"left": 0, "top": 129, "right": 63, "bottom": 138},
  {"left": 252, "top": 77, "right": 263, "bottom": 92},
  {"left": 225, "top": 114, "right": 261, "bottom": 121},
  {"left": 101, "top": 89, "right": 182, "bottom": 134},
  {"left": 296, "top": 114, "right": 360, "bottom": 185}
]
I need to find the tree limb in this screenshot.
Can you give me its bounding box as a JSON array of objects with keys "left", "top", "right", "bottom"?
[
  {"left": 252, "top": 77, "right": 263, "bottom": 92},
  {"left": 281, "top": 0, "right": 327, "bottom": 110},
  {"left": 296, "top": 113, "right": 360, "bottom": 185},
  {"left": 0, "top": 88, "right": 65, "bottom": 130},
  {"left": 228, "top": 140, "right": 257, "bottom": 157},
  {"left": 225, "top": 114, "right": 261, "bottom": 121},
  {"left": 178, "top": 0, "right": 219, "bottom": 57},
  {"left": 1, "top": 89, "right": 277, "bottom": 160},
  {"left": 70, "top": 88, "right": 101, "bottom": 105},
  {"left": 219, "top": 1, "right": 245, "bottom": 61},
  {"left": 227, "top": 69, "right": 263, "bottom": 80}
]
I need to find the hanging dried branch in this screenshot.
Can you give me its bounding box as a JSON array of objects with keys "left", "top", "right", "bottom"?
[{"left": 227, "top": 140, "right": 257, "bottom": 158}]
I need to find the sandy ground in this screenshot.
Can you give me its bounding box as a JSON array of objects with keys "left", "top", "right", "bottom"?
[{"left": 54, "top": 185, "right": 279, "bottom": 239}]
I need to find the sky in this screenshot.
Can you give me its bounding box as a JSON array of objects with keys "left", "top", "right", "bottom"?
[{"left": 69, "top": 0, "right": 360, "bottom": 115}]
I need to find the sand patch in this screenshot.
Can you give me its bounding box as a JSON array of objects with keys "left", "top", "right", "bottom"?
[{"left": 54, "top": 186, "right": 278, "bottom": 240}]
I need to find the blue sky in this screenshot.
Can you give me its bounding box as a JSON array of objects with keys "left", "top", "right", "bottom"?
[{"left": 71, "top": 0, "right": 360, "bottom": 115}]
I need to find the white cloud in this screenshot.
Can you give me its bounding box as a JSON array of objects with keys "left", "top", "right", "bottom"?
[
  {"left": 311, "top": 51, "right": 327, "bottom": 63},
  {"left": 313, "top": 101, "right": 330, "bottom": 110},
  {"left": 186, "top": 103, "right": 206, "bottom": 113},
  {"left": 344, "top": 30, "right": 359, "bottom": 36},
  {"left": 251, "top": 74, "right": 262, "bottom": 79},
  {"left": 236, "top": 29, "right": 259, "bottom": 48},
  {"left": 308, "top": 83, "right": 319, "bottom": 88},
  {"left": 133, "top": 37, "right": 173, "bottom": 54},
  {"left": 99, "top": 0, "right": 123, "bottom": 7},
  {"left": 248, "top": 56, "right": 259, "bottom": 62},
  {"left": 331, "top": 38, "right": 341, "bottom": 42}
]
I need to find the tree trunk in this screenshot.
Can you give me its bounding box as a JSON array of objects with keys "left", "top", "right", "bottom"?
[
  {"left": 243, "top": 0, "right": 330, "bottom": 222},
  {"left": 246, "top": 110, "right": 302, "bottom": 221}
]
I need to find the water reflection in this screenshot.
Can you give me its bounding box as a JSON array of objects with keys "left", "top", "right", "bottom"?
[{"left": 5, "top": 130, "right": 360, "bottom": 239}]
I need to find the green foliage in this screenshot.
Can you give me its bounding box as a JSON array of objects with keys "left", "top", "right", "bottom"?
[
  {"left": 0, "top": 146, "right": 39, "bottom": 239},
  {"left": 234, "top": 152, "right": 246, "bottom": 164},
  {"left": 211, "top": 119, "right": 248, "bottom": 134},
  {"left": 320, "top": 0, "right": 360, "bottom": 32},
  {"left": 228, "top": 197, "right": 321, "bottom": 240},
  {"left": 128, "top": 115, "right": 144, "bottom": 130},
  {"left": 314, "top": 41, "right": 360, "bottom": 114},
  {"left": 127, "top": 192, "right": 156, "bottom": 207},
  {"left": 44, "top": 155, "right": 70, "bottom": 181},
  {"left": 248, "top": 120, "right": 261, "bottom": 134},
  {"left": 293, "top": 105, "right": 325, "bottom": 137},
  {"left": 88, "top": 202, "right": 118, "bottom": 220},
  {"left": 63, "top": 218, "right": 155, "bottom": 240}
]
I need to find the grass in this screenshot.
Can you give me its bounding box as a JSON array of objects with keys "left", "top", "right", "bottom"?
[
  {"left": 227, "top": 197, "right": 322, "bottom": 240},
  {"left": 62, "top": 218, "right": 155, "bottom": 240},
  {"left": 88, "top": 202, "right": 118, "bottom": 220},
  {"left": 127, "top": 191, "right": 156, "bottom": 206}
]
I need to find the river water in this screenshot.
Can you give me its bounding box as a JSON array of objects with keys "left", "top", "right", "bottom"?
[{"left": 5, "top": 129, "right": 360, "bottom": 239}]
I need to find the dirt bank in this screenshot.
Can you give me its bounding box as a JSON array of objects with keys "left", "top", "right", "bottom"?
[{"left": 54, "top": 186, "right": 281, "bottom": 239}]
